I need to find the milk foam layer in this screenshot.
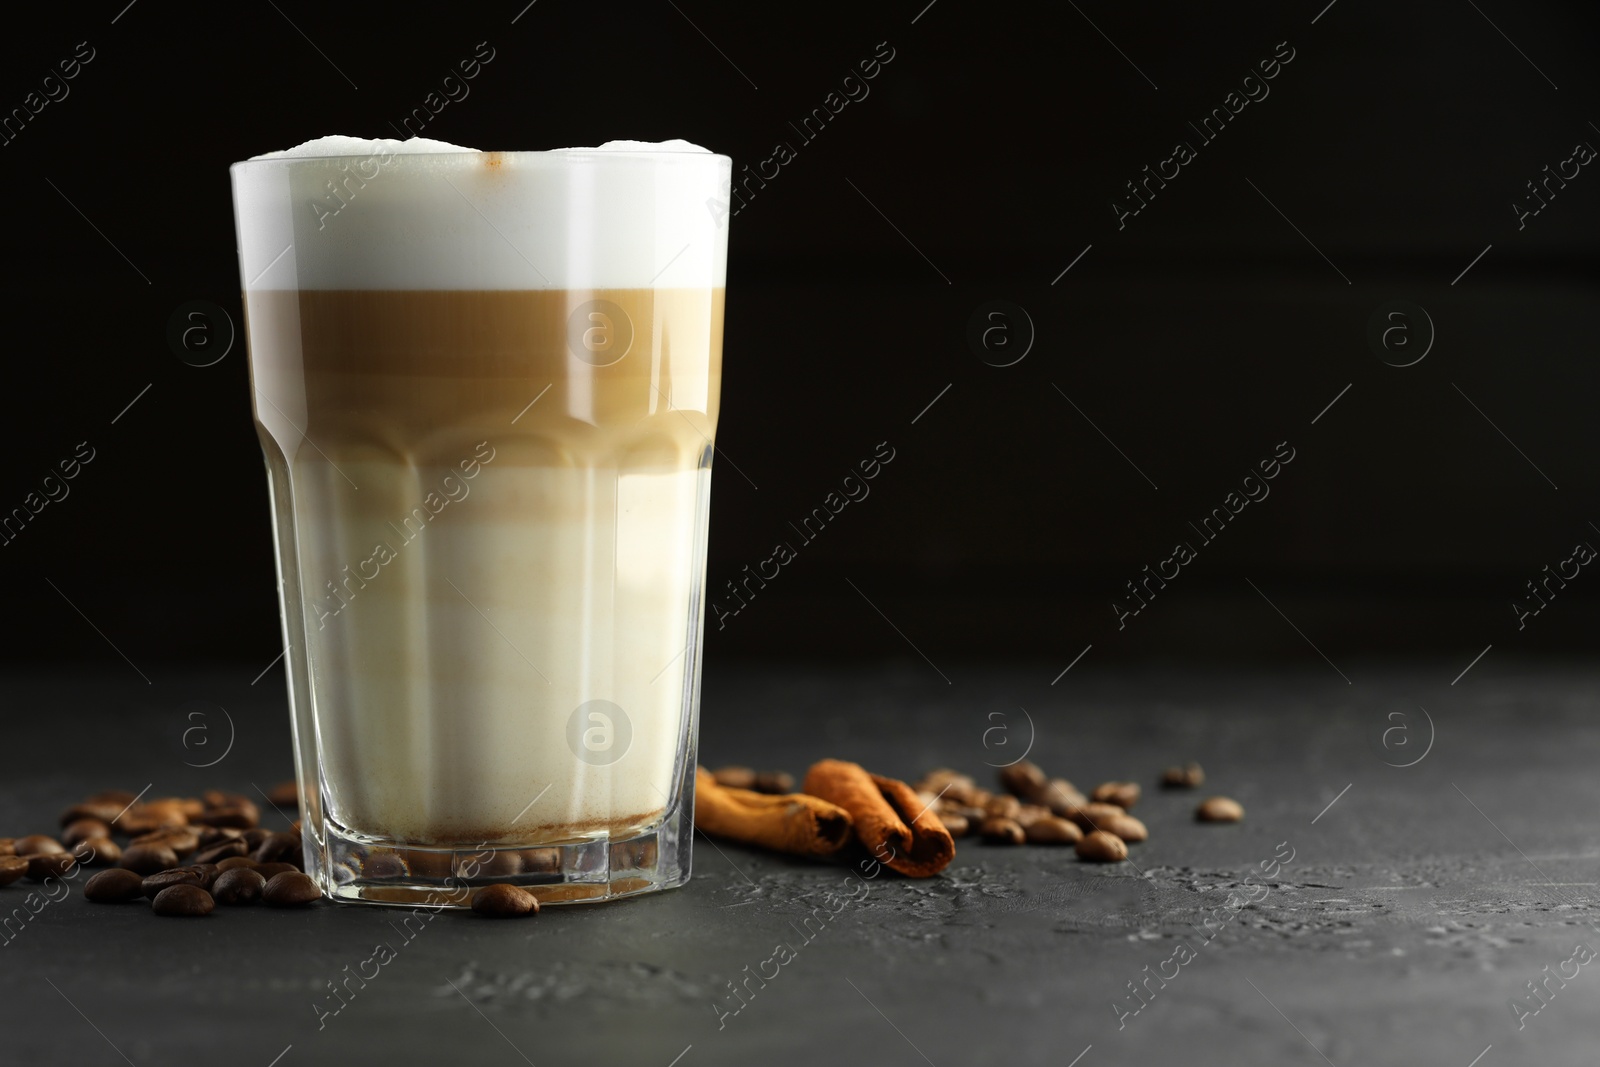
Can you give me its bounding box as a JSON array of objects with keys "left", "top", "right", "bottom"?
[{"left": 231, "top": 138, "right": 730, "bottom": 290}]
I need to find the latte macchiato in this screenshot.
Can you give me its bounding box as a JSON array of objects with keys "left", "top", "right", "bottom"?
[{"left": 231, "top": 137, "right": 731, "bottom": 903}]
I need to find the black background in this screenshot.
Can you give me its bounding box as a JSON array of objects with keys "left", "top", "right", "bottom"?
[{"left": 2, "top": 0, "right": 1597, "bottom": 675}]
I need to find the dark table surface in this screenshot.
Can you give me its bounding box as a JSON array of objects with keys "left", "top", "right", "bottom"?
[{"left": 2, "top": 658, "right": 1596, "bottom": 1066}]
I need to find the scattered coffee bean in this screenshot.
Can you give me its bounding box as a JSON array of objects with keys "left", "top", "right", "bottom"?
[
  {"left": 253, "top": 862, "right": 299, "bottom": 880},
  {"left": 253, "top": 832, "right": 301, "bottom": 866},
  {"left": 212, "top": 867, "right": 266, "bottom": 906},
  {"left": 998, "top": 759, "right": 1048, "bottom": 798},
  {"left": 131, "top": 828, "right": 199, "bottom": 856},
  {"left": 241, "top": 828, "right": 273, "bottom": 850},
  {"left": 84, "top": 868, "right": 145, "bottom": 902},
  {"left": 1161, "top": 762, "right": 1205, "bottom": 789},
  {"left": 194, "top": 826, "right": 243, "bottom": 848},
  {"left": 980, "top": 816, "right": 1026, "bottom": 844},
  {"left": 15, "top": 835, "right": 63, "bottom": 857},
  {"left": 262, "top": 871, "right": 320, "bottom": 907},
  {"left": 471, "top": 883, "right": 539, "bottom": 917},
  {"left": 142, "top": 867, "right": 207, "bottom": 899},
  {"left": 72, "top": 838, "right": 120, "bottom": 866},
  {"left": 26, "top": 853, "right": 79, "bottom": 881},
  {"left": 1067, "top": 802, "right": 1127, "bottom": 833},
  {"left": 193, "top": 803, "right": 260, "bottom": 830},
  {"left": 0, "top": 839, "right": 14, "bottom": 857},
  {"left": 60, "top": 802, "right": 124, "bottom": 827},
  {"left": 1091, "top": 781, "right": 1141, "bottom": 810},
  {"left": 191, "top": 838, "right": 249, "bottom": 865},
  {"left": 265, "top": 780, "right": 299, "bottom": 808},
  {"left": 1024, "top": 816, "right": 1083, "bottom": 845},
  {"left": 709, "top": 766, "right": 794, "bottom": 794},
  {"left": 215, "top": 856, "right": 257, "bottom": 873},
  {"left": 120, "top": 844, "right": 179, "bottom": 876},
  {"left": 1196, "top": 797, "right": 1244, "bottom": 823},
  {"left": 1102, "top": 813, "right": 1148, "bottom": 843},
  {"left": 983, "top": 794, "right": 1023, "bottom": 821},
  {"left": 61, "top": 819, "right": 112, "bottom": 847},
  {"left": 1041, "top": 779, "right": 1088, "bottom": 815},
  {"left": 0, "top": 856, "right": 28, "bottom": 886},
  {"left": 119, "top": 799, "right": 189, "bottom": 835},
  {"left": 1076, "top": 829, "right": 1129, "bottom": 863},
  {"left": 151, "top": 884, "right": 214, "bottom": 917},
  {"left": 1013, "top": 803, "right": 1051, "bottom": 828},
  {"left": 190, "top": 864, "right": 221, "bottom": 889},
  {"left": 937, "top": 812, "right": 970, "bottom": 837}
]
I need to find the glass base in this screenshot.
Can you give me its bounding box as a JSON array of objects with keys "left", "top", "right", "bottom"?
[{"left": 311, "top": 801, "right": 691, "bottom": 908}]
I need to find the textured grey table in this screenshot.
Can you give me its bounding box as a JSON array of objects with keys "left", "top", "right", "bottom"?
[{"left": 2, "top": 660, "right": 1595, "bottom": 1066}]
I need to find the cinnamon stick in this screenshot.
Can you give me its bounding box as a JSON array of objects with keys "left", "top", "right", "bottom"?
[
  {"left": 802, "top": 759, "right": 955, "bottom": 878},
  {"left": 693, "top": 766, "right": 854, "bottom": 858}
]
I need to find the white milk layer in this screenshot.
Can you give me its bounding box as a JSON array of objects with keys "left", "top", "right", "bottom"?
[{"left": 294, "top": 455, "right": 709, "bottom": 843}]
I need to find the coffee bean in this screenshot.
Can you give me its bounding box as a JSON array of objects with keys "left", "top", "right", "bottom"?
[
  {"left": 142, "top": 867, "right": 207, "bottom": 899},
  {"left": 0, "top": 839, "right": 14, "bottom": 857},
  {"left": 756, "top": 771, "right": 795, "bottom": 794},
  {"left": 1024, "top": 816, "right": 1083, "bottom": 845},
  {"left": 193, "top": 803, "right": 259, "bottom": 830},
  {"left": 26, "top": 852, "right": 79, "bottom": 881},
  {"left": 241, "top": 829, "right": 273, "bottom": 850},
  {"left": 131, "top": 828, "right": 200, "bottom": 856},
  {"left": 998, "top": 759, "right": 1048, "bottom": 798},
  {"left": 120, "top": 844, "right": 180, "bottom": 876},
  {"left": 1076, "top": 829, "right": 1129, "bottom": 863},
  {"left": 1196, "top": 797, "right": 1244, "bottom": 823},
  {"left": 711, "top": 765, "right": 756, "bottom": 789},
  {"left": 1091, "top": 781, "right": 1142, "bottom": 810},
  {"left": 191, "top": 838, "right": 249, "bottom": 865},
  {"left": 1067, "top": 802, "right": 1126, "bottom": 832},
  {"left": 1161, "top": 762, "right": 1205, "bottom": 789},
  {"left": 120, "top": 799, "right": 190, "bottom": 835},
  {"left": 0, "top": 856, "right": 27, "bottom": 886},
  {"left": 212, "top": 867, "right": 266, "bottom": 906},
  {"left": 190, "top": 864, "right": 221, "bottom": 889},
  {"left": 980, "top": 816, "right": 1026, "bottom": 844},
  {"left": 253, "top": 862, "right": 299, "bottom": 880},
  {"left": 61, "top": 819, "right": 112, "bottom": 847},
  {"left": 262, "top": 871, "right": 320, "bottom": 907},
  {"left": 983, "top": 794, "right": 1023, "bottom": 820},
  {"left": 1102, "top": 813, "right": 1148, "bottom": 843},
  {"left": 265, "top": 780, "right": 299, "bottom": 808},
  {"left": 471, "top": 883, "right": 539, "bottom": 917},
  {"left": 151, "top": 884, "right": 214, "bottom": 917},
  {"left": 59, "top": 801, "right": 125, "bottom": 827},
  {"left": 15, "top": 835, "right": 63, "bottom": 857},
  {"left": 1014, "top": 803, "right": 1051, "bottom": 828},
  {"left": 253, "top": 832, "right": 301, "bottom": 866},
  {"left": 937, "top": 812, "right": 970, "bottom": 837},
  {"left": 72, "top": 839, "right": 120, "bottom": 866},
  {"left": 83, "top": 868, "right": 144, "bottom": 902},
  {"left": 195, "top": 826, "right": 244, "bottom": 847},
  {"left": 1041, "top": 779, "right": 1088, "bottom": 815},
  {"left": 215, "top": 856, "right": 258, "bottom": 873}
]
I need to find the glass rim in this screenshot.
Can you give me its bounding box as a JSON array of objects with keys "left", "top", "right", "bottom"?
[{"left": 230, "top": 148, "right": 733, "bottom": 171}]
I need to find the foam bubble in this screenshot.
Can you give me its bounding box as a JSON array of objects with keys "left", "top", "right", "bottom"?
[
  {"left": 231, "top": 138, "right": 731, "bottom": 290},
  {"left": 249, "top": 135, "right": 478, "bottom": 160}
]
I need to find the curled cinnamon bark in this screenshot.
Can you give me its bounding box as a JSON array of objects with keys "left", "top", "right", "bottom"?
[
  {"left": 693, "top": 767, "right": 854, "bottom": 858},
  {"left": 803, "top": 759, "right": 955, "bottom": 878}
]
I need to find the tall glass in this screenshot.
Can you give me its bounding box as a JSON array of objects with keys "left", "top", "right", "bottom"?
[{"left": 229, "top": 143, "right": 731, "bottom": 906}]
